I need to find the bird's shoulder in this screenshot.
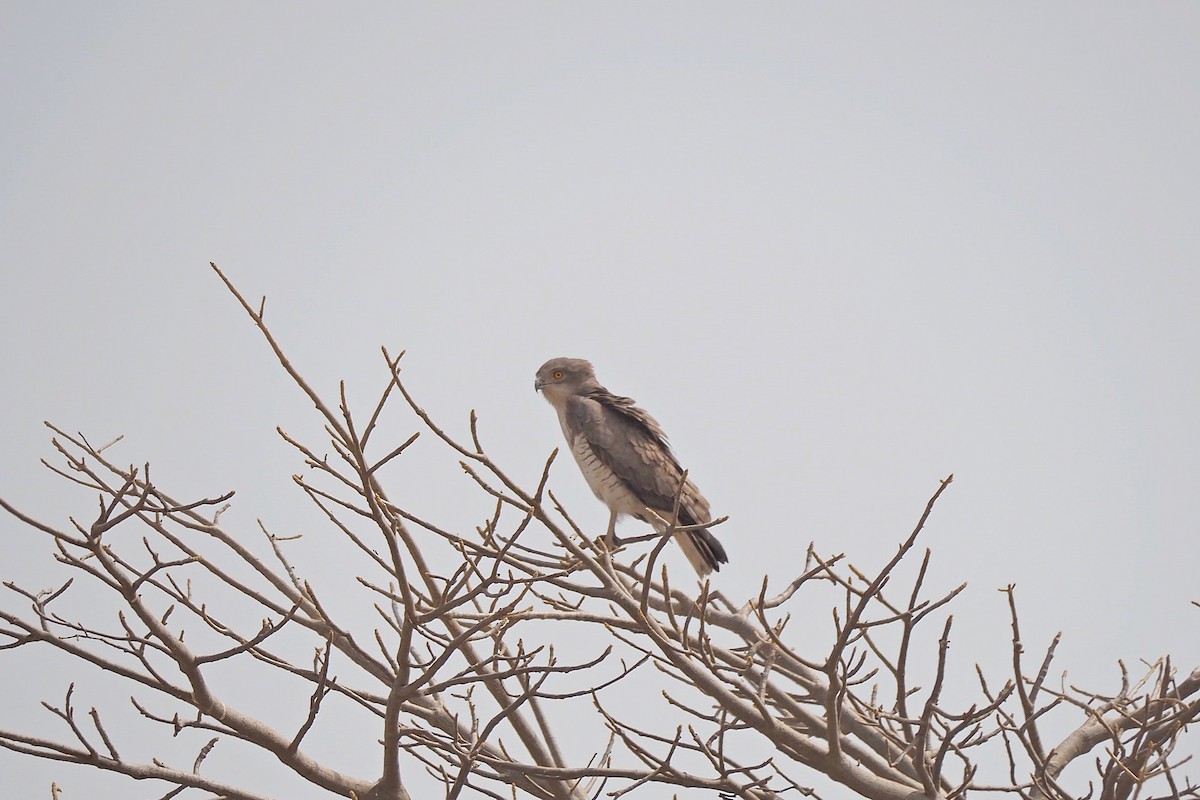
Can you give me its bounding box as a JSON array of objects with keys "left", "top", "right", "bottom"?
[
  {"left": 566, "top": 389, "right": 663, "bottom": 440},
  {"left": 566, "top": 389, "right": 684, "bottom": 474}
]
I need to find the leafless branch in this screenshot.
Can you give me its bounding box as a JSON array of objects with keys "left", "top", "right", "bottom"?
[{"left": 0, "top": 265, "right": 1193, "bottom": 800}]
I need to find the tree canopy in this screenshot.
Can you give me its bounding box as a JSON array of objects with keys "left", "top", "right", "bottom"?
[{"left": 2, "top": 266, "right": 1196, "bottom": 800}]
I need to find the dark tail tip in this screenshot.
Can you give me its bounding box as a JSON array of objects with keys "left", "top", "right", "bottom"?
[{"left": 693, "top": 528, "right": 728, "bottom": 572}]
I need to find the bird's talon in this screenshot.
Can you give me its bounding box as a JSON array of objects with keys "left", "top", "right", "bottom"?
[{"left": 596, "top": 535, "right": 623, "bottom": 554}]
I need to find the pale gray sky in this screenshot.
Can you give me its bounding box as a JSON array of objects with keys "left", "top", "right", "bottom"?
[{"left": 3, "top": 4, "right": 1198, "bottom": 797}]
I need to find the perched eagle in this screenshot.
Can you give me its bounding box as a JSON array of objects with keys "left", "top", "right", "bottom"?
[{"left": 534, "top": 357, "right": 728, "bottom": 576}]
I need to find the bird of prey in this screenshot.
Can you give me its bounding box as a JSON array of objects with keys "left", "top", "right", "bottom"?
[{"left": 534, "top": 357, "right": 728, "bottom": 576}]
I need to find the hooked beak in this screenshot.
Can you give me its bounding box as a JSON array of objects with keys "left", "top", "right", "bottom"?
[{"left": 533, "top": 377, "right": 545, "bottom": 392}]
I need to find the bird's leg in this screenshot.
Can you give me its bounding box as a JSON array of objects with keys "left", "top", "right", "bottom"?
[{"left": 605, "top": 510, "right": 622, "bottom": 547}]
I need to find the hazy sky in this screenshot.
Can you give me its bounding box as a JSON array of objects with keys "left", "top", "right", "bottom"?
[{"left": 3, "top": 4, "right": 1198, "bottom": 797}]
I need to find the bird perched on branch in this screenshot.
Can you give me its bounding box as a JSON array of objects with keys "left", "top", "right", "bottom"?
[{"left": 534, "top": 357, "right": 728, "bottom": 576}]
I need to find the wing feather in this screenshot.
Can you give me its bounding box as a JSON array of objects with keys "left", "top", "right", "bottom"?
[
  {"left": 567, "top": 391, "right": 683, "bottom": 513},
  {"left": 567, "top": 389, "right": 728, "bottom": 573}
]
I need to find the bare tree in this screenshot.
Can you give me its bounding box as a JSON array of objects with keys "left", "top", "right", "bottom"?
[{"left": 2, "top": 264, "right": 1197, "bottom": 800}]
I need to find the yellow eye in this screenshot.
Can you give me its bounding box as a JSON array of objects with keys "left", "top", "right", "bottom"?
[{"left": 553, "top": 370, "right": 564, "bottom": 380}]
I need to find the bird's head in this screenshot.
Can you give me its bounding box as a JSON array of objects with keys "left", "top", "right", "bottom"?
[{"left": 534, "top": 357, "right": 600, "bottom": 401}]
